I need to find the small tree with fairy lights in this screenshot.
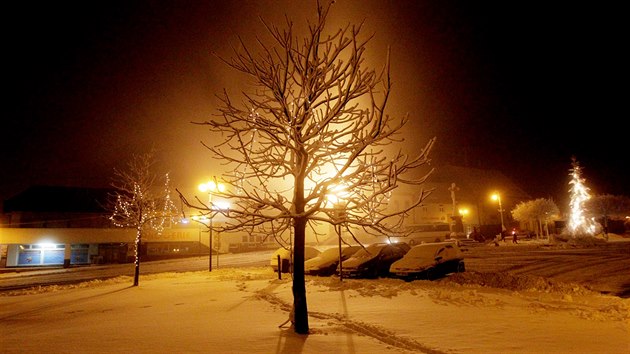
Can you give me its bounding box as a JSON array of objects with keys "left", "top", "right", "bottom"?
[
  {"left": 566, "top": 157, "right": 600, "bottom": 237},
  {"left": 179, "top": 1, "right": 435, "bottom": 334},
  {"left": 109, "top": 152, "right": 180, "bottom": 286}
]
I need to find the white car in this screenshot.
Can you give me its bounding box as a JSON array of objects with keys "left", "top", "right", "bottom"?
[
  {"left": 304, "top": 246, "right": 361, "bottom": 276},
  {"left": 338, "top": 242, "right": 410, "bottom": 279},
  {"left": 389, "top": 242, "right": 465, "bottom": 280}
]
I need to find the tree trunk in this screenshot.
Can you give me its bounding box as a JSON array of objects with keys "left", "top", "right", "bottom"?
[
  {"left": 292, "top": 216, "right": 308, "bottom": 334},
  {"left": 134, "top": 230, "right": 141, "bottom": 286},
  {"left": 292, "top": 153, "right": 309, "bottom": 334}
]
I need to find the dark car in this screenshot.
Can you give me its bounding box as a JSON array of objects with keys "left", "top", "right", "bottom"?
[
  {"left": 337, "top": 242, "right": 409, "bottom": 279},
  {"left": 389, "top": 241, "right": 465, "bottom": 281},
  {"left": 304, "top": 245, "right": 361, "bottom": 276}
]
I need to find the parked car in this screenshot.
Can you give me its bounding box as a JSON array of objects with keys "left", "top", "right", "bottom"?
[
  {"left": 270, "top": 246, "right": 321, "bottom": 273},
  {"left": 455, "top": 238, "right": 479, "bottom": 250},
  {"left": 304, "top": 245, "right": 361, "bottom": 276},
  {"left": 389, "top": 241, "right": 465, "bottom": 281},
  {"left": 337, "top": 242, "right": 409, "bottom": 279}
]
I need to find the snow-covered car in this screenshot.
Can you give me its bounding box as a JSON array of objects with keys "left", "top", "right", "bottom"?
[
  {"left": 337, "top": 242, "right": 409, "bottom": 279},
  {"left": 270, "top": 246, "right": 321, "bottom": 273},
  {"left": 304, "top": 245, "right": 361, "bottom": 276},
  {"left": 389, "top": 241, "right": 465, "bottom": 280}
]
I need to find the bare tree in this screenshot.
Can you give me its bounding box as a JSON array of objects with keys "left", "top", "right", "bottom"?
[
  {"left": 110, "top": 152, "right": 180, "bottom": 286},
  {"left": 180, "top": 1, "right": 434, "bottom": 334}
]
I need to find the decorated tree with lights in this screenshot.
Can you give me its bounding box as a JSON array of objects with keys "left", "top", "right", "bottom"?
[
  {"left": 109, "top": 152, "right": 180, "bottom": 286},
  {"left": 180, "top": 1, "right": 435, "bottom": 334},
  {"left": 566, "top": 158, "right": 599, "bottom": 237}
]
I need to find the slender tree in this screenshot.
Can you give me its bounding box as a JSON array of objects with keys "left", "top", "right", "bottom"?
[
  {"left": 180, "top": 1, "right": 434, "bottom": 334},
  {"left": 109, "top": 152, "right": 180, "bottom": 286}
]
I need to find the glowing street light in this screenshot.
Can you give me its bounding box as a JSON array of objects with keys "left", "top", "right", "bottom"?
[
  {"left": 199, "top": 178, "right": 226, "bottom": 272},
  {"left": 491, "top": 193, "right": 505, "bottom": 232}
]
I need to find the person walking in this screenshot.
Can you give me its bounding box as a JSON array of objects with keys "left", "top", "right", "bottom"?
[{"left": 470, "top": 227, "right": 484, "bottom": 243}]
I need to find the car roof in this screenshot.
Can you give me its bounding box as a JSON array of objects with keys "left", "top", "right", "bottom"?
[
  {"left": 414, "top": 241, "right": 458, "bottom": 247},
  {"left": 408, "top": 242, "right": 457, "bottom": 252}
]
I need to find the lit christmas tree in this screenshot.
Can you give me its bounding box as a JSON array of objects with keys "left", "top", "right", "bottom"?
[{"left": 566, "top": 158, "right": 599, "bottom": 237}]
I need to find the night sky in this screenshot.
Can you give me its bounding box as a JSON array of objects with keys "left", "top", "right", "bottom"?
[{"left": 2, "top": 1, "right": 627, "bottom": 209}]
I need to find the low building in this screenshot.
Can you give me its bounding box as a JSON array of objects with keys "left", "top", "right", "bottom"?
[{"left": 0, "top": 186, "right": 214, "bottom": 268}]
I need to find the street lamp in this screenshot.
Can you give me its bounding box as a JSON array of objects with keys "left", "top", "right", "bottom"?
[
  {"left": 199, "top": 179, "right": 226, "bottom": 272},
  {"left": 327, "top": 184, "right": 349, "bottom": 281},
  {"left": 491, "top": 193, "right": 505, "bottom": 232}
]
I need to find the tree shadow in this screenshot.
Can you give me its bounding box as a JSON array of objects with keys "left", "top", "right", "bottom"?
[{"left": 275, "top": 327, "right": 307, "bottom": 354}]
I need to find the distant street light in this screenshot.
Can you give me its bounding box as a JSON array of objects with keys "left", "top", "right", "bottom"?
[
  {"left": 199, "top": 179, "right": 226, "bottom": 272},
  {"left": 491, "top": 193, "right": 505, "bottom": 232}
]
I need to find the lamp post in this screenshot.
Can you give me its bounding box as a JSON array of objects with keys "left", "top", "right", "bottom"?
[
  {"left": 491, "top": 193, "right": 505, "bottom": 232},
  {"left": 328, "top": 185, "right": 348, "bottom": 281},
  {"left": 199, "top": 179, "right": 225, "bottom": 272}
]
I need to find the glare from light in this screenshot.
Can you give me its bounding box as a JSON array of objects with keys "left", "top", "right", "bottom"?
[
  {"left": 199, "top": 180, "right": 225, "bottom": 193},
  {"left": 214, "top": 201, "right": 230, "bottom": 210},
  {"left": 326, "top": 184, "right": 349, "bottom": 205},
  {"left": 38, "top": 242, "right": 56, "bottom": 249}
]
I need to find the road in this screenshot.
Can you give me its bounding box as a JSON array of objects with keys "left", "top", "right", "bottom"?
[{"left": 0, "top": 250, "right": 271, "bottom": 291}]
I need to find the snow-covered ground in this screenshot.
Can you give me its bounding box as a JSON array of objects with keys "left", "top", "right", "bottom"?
[{"left": 1, "top": 239, "right": 629, "bottom": 354}]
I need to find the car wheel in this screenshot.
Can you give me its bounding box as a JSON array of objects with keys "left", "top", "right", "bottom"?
[
  {"left": 457, "top": 261, "right": 466, "bottom": 273},
  {"left": 326, "top": 264, "right": 337, "bottom": 276},
  {"left": 368, "top": 265, "right": 379, "bottom": 279},
  {"left": 426, "top": 268, "right": 435, "bottom": 280}
]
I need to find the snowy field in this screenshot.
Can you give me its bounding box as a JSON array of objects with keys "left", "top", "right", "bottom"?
[{"left": 2, "top": 238, "right": 629, "bottom": 353}]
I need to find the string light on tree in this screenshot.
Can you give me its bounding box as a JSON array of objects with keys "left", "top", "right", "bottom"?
[
  {"left": 567, "top": 158, "right": 599, "bottom": 236},
  {"left": 109, "top": 152, "right": 180, "bottom": 287}
]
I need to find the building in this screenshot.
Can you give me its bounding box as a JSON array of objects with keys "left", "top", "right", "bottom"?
[
  {"left": 385, "top": 164, "right": 531, "bottom": 243},
  {"left": 0, "top": 186, "right": 212, "bottom": 268}
]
